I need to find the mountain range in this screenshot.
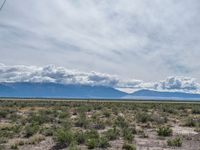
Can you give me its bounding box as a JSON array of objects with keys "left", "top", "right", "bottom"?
[{"left": 0, "top": 82, "right": 200, "bottom": 100}]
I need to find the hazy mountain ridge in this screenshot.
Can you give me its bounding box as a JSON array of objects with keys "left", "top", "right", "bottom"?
[
  {"left": 0, "top": 82, "right": 126, "bottom": 98},
  {"left": 0, "top": 82, "right": 200, "bottom": 100},
  {"left": 126, "top": 89, "right": 200, "bottom": 100}
]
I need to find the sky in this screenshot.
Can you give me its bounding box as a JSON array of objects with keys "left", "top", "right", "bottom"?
[{"left": 0, "top": 0, "right": 200, "bottom": 93}]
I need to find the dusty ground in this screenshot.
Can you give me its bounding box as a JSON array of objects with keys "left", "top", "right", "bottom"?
[{"left": 135, "top": 127, "right": 200, "bottom": 150}]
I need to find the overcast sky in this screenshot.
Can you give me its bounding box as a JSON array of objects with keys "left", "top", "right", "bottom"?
[{"left": 0, "top": 0, "right": 200, "bottom": 92}]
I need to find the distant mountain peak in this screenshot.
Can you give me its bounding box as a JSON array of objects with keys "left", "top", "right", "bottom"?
[{"left": 127, "top": 89, "right": 200, "bottom": 100}]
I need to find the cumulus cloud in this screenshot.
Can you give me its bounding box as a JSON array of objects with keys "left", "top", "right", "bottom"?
[
  {"left": 0, "top": 64, "right": 142, "bottom": 89},
  {"left": 154, "top": 76, "right": 200, "bottom": 93},
  {"left": 0, "top": 64, "right": 200, "bottom": 93}
]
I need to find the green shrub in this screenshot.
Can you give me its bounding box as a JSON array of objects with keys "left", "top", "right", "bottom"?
[
  {"left": 10, "top": 144, "right": 18, "bottom": 149},
  {"left": 122, "top": 143, "right": 136, "bottom": 150},
  {"left": 60, "top": 119, "right": 72, "bottom": 130},
  {"left": 58, "top": 111, "right": 70, "bottom": 119},
  {"left": 0, "top": 124, "right": 21, "bottom": 139},
  {"left": 85, "top": 130, "right": 99, "bottom": 139},
  {"left": 86, "top": 138, "right": 98, "bottom": 149},
  {"left": 8, "top": 113, "right": 22, "bottom": 122},
  {"left": 115, "top": 116, "right": 128, "bottom": 128},
  {"left": 157, "top": 126, "right": 172, "bottom": 137},
  {"left": 103, "top": 111, "right": 111, "bottom": 118},
  {"left": 92, "top": 119, "right": 106, "bottom": 130},
  {"left": 152, "top": 114, "right": 167, "bottom": 124},
  {"left": 85, "top": 130, "right": 110, "bottom": 149},
  {"left": 136, "top": 112, "right": 152, "bottom": 123},
  {"left": 130, "top": 127, "right": 137, "bottom": 134},
  {"left": 122, "top": 128, "right": 134, "bottom": 142},
  {"left": 104, "top": 127, "right": 120, "bottom": 140},
  {"left": 17, "top": 140, "right": 25, "bottom": 146},
  {"left": 184, "top": 117, "right": 197, "bottom": 127},
  {"left": 24, "top": 123, "right": 39, "bottom": 138},
  {"left": 167, "top": 137, "right": 182, "bottom": 147},
  {"left": 26, "top": 134, "right": 45, "bottom": 145},
  {"left": 68, "top": 143, "right": 80, "bottom": 150},
  {"left": 0, "top": 110, "right": 8, "bottom": 118},
  {"left": 98, "top": 137, "right": 110, "bottom": 148},
  {"left": 194, "top": 127, "right": 200, "bottom": 132},
  {"left": 75, "top": 131, "right": 85, "bottom": 144},
  {"left": 41, "top": 127, "right": 54, "bottom": 136},
  {"left": 162, "top": 106, "right": 176, "bottom": 114},
  {"left": 75, "top": 113, "right": 89, "bottom": 128},
  {"left": 27, "top": 113, "right": 49, "bottom": 125},
  {"left": 192, "top": 106, "right": 200, "bottom": 114},
  {"left": 0, "top": 130, "right": 13, "bottom": 139},
  {"left": 54, "top": 129, "right": 74, "bottom": 145},
  {"left": 0, "top": 137, "right": 7, "bottom": 144}
]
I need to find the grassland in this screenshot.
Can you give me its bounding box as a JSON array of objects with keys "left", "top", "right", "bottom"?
[{"left": 0, "top": 99, "right": 200, "bottom": 150}]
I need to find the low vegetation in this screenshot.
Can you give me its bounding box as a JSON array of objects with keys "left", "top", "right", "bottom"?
[
  {"left": 122, "top": 143, "right": 136, "bottom": 150},
  {"left": 157, "top": 126, "right": 173, "bottom": 137},
  {"left": 167, "top": 137, "right": 182, "bottom": 147},
  {"left": 0, "top": 99, "right": 199, "bottom": 150}
]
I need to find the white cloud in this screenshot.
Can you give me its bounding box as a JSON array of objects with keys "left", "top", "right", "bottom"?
[
  {"left": 0, "top": 64, "right": 200, "bottom": 93},
  {"left": 154, "top": 76, "right": 200, "bottom": 93},
  {"left": 0, "top": 0, "right": 200, "bottom": 82},
  {"left": 0, "top": 64, "right": 142, "bottom": 88}
]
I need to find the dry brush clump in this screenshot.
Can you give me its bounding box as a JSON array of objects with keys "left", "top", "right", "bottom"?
[
  {"left": 157, "top": 126, "right": 173, "bottom": 137},
  {"left": 167, "top": 137, "right": 182, "bottom": 147}
]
